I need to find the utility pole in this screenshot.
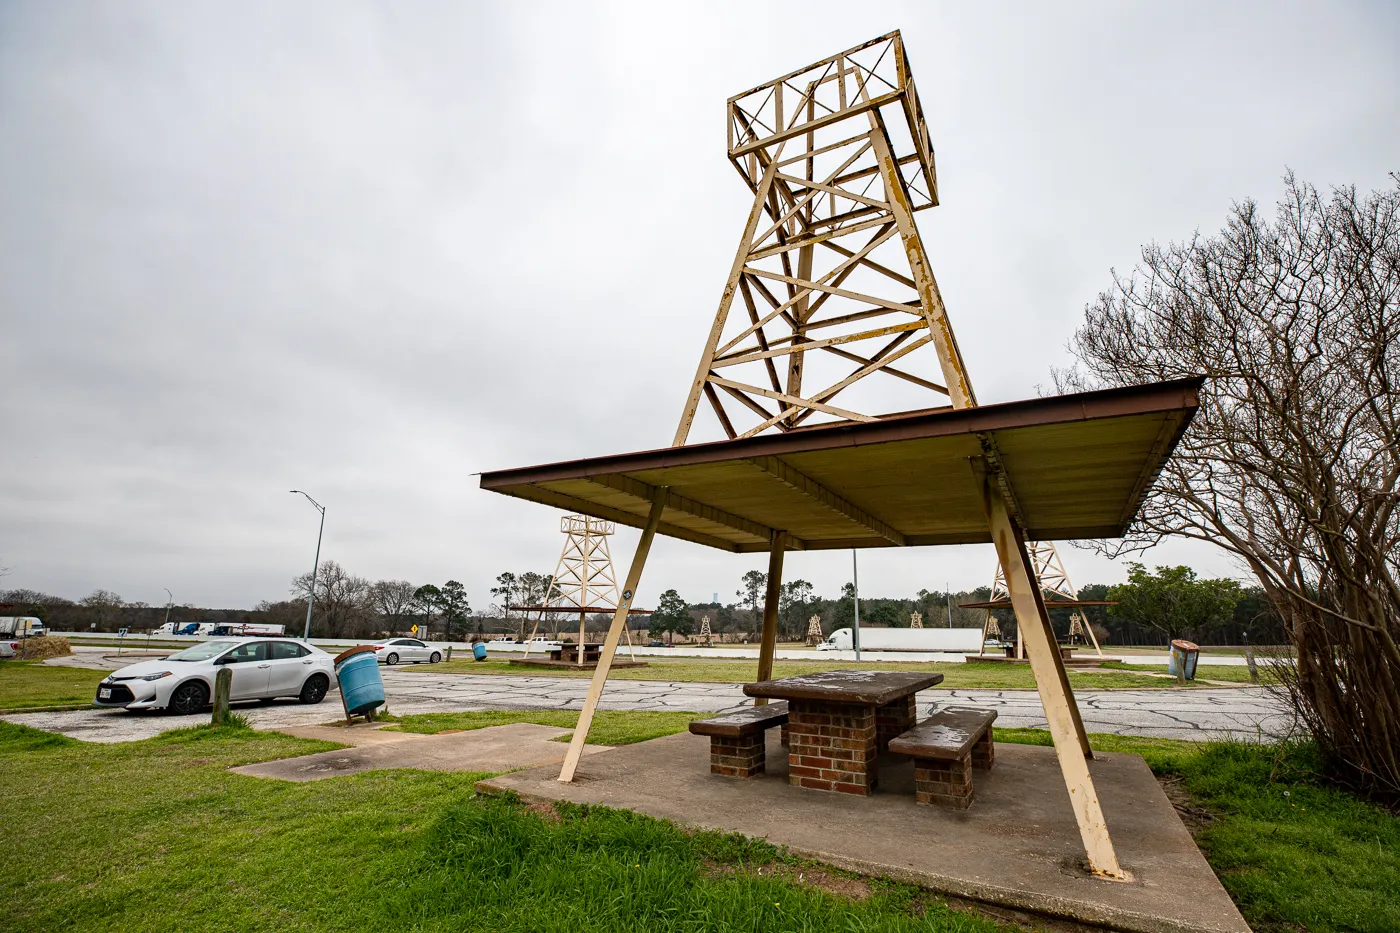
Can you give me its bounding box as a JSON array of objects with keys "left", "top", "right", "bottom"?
[
  {"left": 946, "top": 582, "right": 952, "bottom": 627},
  {"left": 851, "top": 550, "right": 861, "bottom": 662},
  {"left": 162, "top": 587, "right": 173, "bottom": 633},
  {"left": 290, "top": 490, "right": 326, "bottom": 641}
]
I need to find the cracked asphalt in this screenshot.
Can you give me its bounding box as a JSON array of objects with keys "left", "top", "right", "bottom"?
[{"left": 4, "top": 667, "right": 1292, "bottom": 744}]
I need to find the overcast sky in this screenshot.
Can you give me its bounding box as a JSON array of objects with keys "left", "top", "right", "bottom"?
[{"left": 2, "top": 1, "right": 1396, "bottom": 611}]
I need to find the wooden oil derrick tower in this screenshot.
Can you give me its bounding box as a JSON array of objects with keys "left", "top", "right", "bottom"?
[
  {"left": 522, "top": 515, "right": 637, "bottom": 664},
  {"left": 805, "top": 614, "right": 824, "bottom": 645},
  {"left": 673, "top": 32, "right": 973, "bottom": 447},
  {"left": 551, "top": 32, "right": 1126, "bottom": 878},
  {"left": 977, "top": 543, "right": 1102, "bottom": 658}
]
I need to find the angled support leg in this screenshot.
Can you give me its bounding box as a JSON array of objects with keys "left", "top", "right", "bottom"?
[
  {"left": 558, "top": 491, "right": 668, "bottom": 783},
  {"left": 754, "top": 531, "right": 786, "bottom": 704},
  {"left": 971, "top": 458, "right": 1125, "bottom": 880}
]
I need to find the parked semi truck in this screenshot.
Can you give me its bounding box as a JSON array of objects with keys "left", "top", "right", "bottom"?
[{"left": 816, "top": 627, "right": 983, "bottom": 653}]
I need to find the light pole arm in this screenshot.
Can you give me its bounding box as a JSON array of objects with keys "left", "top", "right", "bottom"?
[{"left": 291, "top": 491, "right": 326, "bottom": 641}]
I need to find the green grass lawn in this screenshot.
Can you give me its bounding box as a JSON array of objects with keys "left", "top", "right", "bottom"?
[
  {"left": 0, "top": 661, "right": 107, "bottom": 709},
  {"left": 0, "top": 719, "right": 1012, "bottom": 933},
  {"left": 416, "top": 657, "right": 1223, "bottom": 690},
  {"left": 1116, "top": 662, "right": 1282, "bottom": 685},
  {"left": 385, "top": 708, "right": 703, "bottom": 746},
  {"left": 5, "top": 710, "right": 1395, "bottom": 932}
]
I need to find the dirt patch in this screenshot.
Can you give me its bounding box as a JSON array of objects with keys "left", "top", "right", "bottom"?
[
  {"left": 182, "top": 758, "right": 211, "bottom": 768},
  {"left": 525, "top": 801, "right": 561, "bottom": 823},
  {"left": 704, "top": 860, "right": 871, "bottom": 901},
  {"left": 1157, "top": 774, "right": 1215, "bottom": 837}
]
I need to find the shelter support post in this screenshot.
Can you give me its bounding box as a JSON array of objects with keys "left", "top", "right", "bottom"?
[
  {"left": 754, "top": 532, "right": 786, "bottom": 704},
  {"left": 971, "top": 458, "right": 1125, "bottom": 880},
  {"left": 559, "top": 490, "right": 668, "bottom": 783}
]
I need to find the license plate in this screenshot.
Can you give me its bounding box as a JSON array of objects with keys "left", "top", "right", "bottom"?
[{"left": 99, "top": 688, "right": 111, "bottom": 699}]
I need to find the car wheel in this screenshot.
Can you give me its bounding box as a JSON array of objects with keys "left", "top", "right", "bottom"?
[
  {"left": 429, "top": 651, "right": 442, "bottom": 664},
  {"left": 385, "top": 652, "right": 399, "bottom": 665},
  {"left": 299, "top": 674, "right": 329, "bottom": 705},
  {"left": 168, "top": 680, "right": 209, "bottom": 715}
]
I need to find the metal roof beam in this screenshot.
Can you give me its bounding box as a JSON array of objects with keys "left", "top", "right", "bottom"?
[
  {"left": 746, "top": 455, "right": 906, "bottom": 545},
  {"left": 584, "top": 474, "right": 806, "bottom": 550}
]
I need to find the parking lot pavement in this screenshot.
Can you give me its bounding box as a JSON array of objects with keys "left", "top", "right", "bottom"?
[{"left": 4, "top": 666, "right": 1292, "bottom": 744}]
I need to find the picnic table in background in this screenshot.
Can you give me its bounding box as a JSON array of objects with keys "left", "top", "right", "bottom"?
[{"left": 743, "top": 670, "right": 943, "bottom": 796}]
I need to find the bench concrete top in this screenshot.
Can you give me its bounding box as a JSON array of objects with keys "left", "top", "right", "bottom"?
[
  {"left": 688, "top": 701, "right": 789, "bottom": 738},
  {"left": 743, "top": 670, "right": 944, "bottom": 706},
  {"left": 887, "top": 706, "right": 998, "bottom": 760}
]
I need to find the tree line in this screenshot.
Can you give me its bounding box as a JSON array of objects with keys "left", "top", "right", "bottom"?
[{"left": 0, "top": 557, "right": 1281, "bottom": 646}]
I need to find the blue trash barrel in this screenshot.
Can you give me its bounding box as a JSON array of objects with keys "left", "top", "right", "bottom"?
[
  {"left": 334, "top": 647, "right": 385, "bottom": 715},
  {"left": 473, "top": 642, "right": 488, "bottom": 661},
  {"left": 1168, "top": 639, "right": 1200, "bottom": 680}
]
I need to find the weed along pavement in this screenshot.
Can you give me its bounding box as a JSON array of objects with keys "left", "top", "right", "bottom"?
[{"left": 3, "top": 663, "right": 1291, "bottom": 744}]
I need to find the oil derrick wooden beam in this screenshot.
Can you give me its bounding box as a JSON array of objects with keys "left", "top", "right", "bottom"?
[
  {"left": 746, "top": 456, "right": 905, "bottom": 544},
  {"left": 559, "top": 492, "right": 668, "bottom": 783},
  {"left": 674, "top": 32, "right": 971, "bottom": 445},
  {"left": 754, "top": 532, "right": 786, "bottom": 704},
  {"left": 972, "top": 458, "right": 1122, "bottom": 880}
]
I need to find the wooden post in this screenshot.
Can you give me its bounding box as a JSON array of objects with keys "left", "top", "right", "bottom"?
[
  {"left": 673, "top": 153, "right": 783, "bottom": 446},
  {"left": 971, "top": 458, "right": 1124, "bottom": 879},
  {"left": 211, "top": 668, "right": 232, "bottom": 726},
  {"left": 559, "top": 491, "right": 668, "bottom": 783},
  {"left": 754, "top": 532, "right": 786, "bottom": 705}
]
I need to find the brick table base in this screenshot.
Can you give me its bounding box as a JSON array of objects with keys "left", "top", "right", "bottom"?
[
  {"left": 786, "top": 700, "right": 878, "bottom": 795},
  {"left": 709, "top": 734, "right": 766, "bottom": 778},
  {"left": 875, "top": 694, "right": 917, "bottom": 752},
  {"left": 913, "top": 734, "right": 994, "bottom": 809}
]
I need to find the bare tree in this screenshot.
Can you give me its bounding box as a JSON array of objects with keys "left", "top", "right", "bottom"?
[
  {"left": 1058, "top": 172, "right": 1400, "bottom": 801},
  {"left": 292, "top": 560, "right": 372, "bottom": 638},
  {"left": 80, "top": 589, "right": 125, "bottom": 630},
  {"left": 368, "top": 580, "right": 417, "bottom": 635}
]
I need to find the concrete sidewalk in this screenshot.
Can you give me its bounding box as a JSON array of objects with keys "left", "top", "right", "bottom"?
[
  {"left": 232, "top": 721, "right": 609, "bottom": 781},
  {"left": 481, "top": 732, "right": 1251, "bottom": 933}
]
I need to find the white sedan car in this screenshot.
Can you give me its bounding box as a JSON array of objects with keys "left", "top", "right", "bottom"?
[
  {"left": 374, "top": 638, "right": 443, "bottom": 665},
  {"left": 94, "top": 638, "right": 336, "bottom": 714}
]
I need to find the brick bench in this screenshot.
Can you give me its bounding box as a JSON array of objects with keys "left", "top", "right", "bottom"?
[
  {"left": 887, "top": 706, "right": 997, "bottom": 809},
  {"left": 688, "top": 702, "right": 789, "bottom": 778}
]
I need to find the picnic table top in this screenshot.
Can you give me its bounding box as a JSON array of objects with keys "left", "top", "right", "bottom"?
[{"left": 742, "top": 670, "right": 944, "bottom": 706}]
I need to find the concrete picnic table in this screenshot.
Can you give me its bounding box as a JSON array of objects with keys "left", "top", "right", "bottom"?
[
  {"left": 743, "top": 669, "right": 943, "bottom": 796},
  {"left": 549, "top": 643, "right": 603, "bottom": 664}
]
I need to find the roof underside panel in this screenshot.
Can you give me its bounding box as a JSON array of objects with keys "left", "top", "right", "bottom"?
[{"left": 480, "top": 379, "right": 1201, "bottom": 553}]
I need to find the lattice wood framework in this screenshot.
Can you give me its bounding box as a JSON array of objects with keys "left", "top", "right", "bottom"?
[
  {"left": 978, "top": 542, "right": 1103, "bottom": 658},
  {"left": 805, "top": 614, "right": 824, "bottom": 644},
  {"left": 674, "top": 32, "right": 974, "bottom": 446},
  {"left": 559, "top": 31, "right": 1126, "bottom": 880},
  {"left": 523, "top": 514, "right": 635, "bottom": 664}
]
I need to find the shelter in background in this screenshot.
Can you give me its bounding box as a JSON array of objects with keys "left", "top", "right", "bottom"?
[
  {"left": 479, "top": 31, "right": 1201, "bottom": 879},
  {"left": 969, "top": 543, "right": 1105, "bottom": 659},
  {"left": 515, "top": 514, "right": 648, "bottom": 665}
]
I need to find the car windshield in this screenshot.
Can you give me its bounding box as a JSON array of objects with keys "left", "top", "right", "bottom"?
[{"left": 165, "top": 641, "right": 240, "bottom": 662}]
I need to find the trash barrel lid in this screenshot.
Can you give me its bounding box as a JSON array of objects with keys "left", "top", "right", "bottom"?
[
  {"left": 1170, "top": 639, "right": 1199, "bottom": 651},
  {"left": 334, "top": 645, "right": 378, "bottom": 666}
]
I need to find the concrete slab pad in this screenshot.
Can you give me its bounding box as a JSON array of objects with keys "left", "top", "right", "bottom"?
[
  {"left": 478, "top": 732, "right": 1249, "bottom": 933},
  {"left": 232, "top": 723, "right": 610, "bottom": 782}
]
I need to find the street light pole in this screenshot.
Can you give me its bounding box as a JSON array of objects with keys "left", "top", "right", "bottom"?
[
  {"left": 290, "top": 490, "right": 326, "bottom": 641},
  {"left": 851, "top": 549, "right": 861, "bottom": 662},
  {"left": 162, "top": 587, "right": 173, "bottom": 633}
]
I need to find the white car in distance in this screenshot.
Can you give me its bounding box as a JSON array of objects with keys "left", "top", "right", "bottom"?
[
  {"left": 94, "top": 638, "right": 336, "bottom": 714},
  {"left": 374, "top": 638, "right": 442, "bottom": 665}
]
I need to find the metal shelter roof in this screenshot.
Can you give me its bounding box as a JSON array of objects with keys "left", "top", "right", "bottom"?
[{"left": 479, "top": 378, "right": 1201, "bottom": 553}]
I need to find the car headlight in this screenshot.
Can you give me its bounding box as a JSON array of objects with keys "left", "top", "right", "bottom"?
[{"left": 140, "top": 671, "right": 173, "bottom": 681}]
